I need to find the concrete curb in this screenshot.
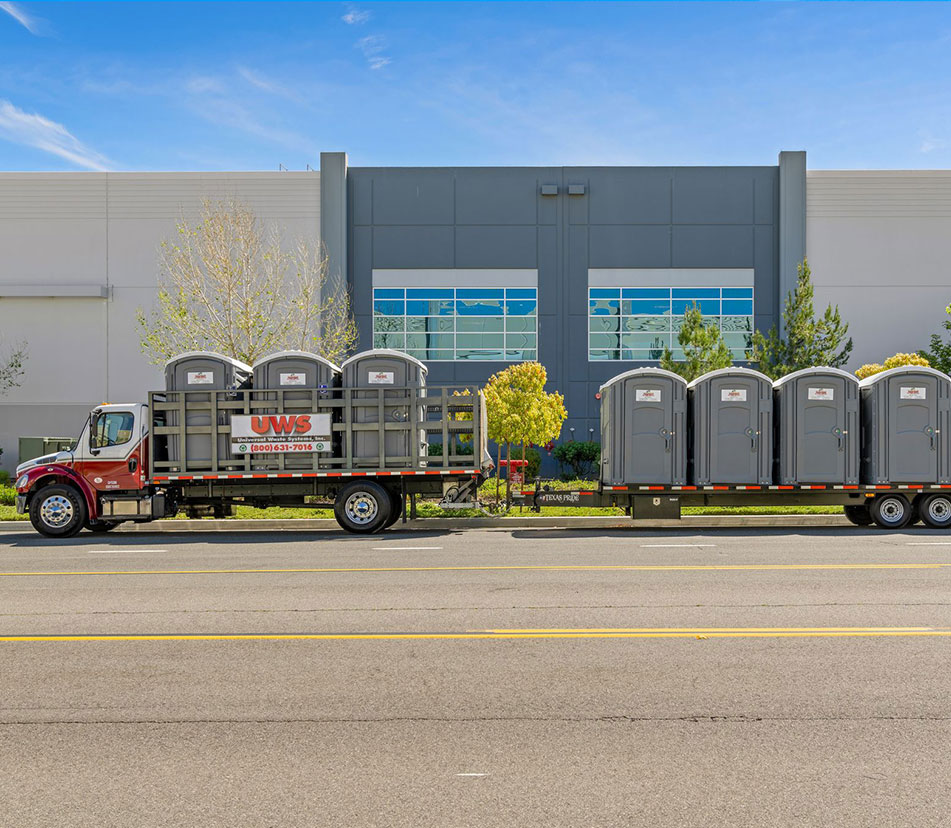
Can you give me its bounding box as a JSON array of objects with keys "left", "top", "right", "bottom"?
[{"left": 1, "top": 514, "right": 852, "bottom": 534}]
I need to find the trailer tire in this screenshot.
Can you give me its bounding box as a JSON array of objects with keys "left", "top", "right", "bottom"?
[
  {"left": 918, "top": 494, "right": 951, "bottom": 530},
  {"left": 869, "top": 494, "right": 913, "bottom": 530},
  {"left": 843, "top": 504, "right": 873, "bottom": 526},
  {"left": 29, "top": 484, "right": 87, "bottom": 538},
  {"left": 334, "top": 481, "right": 393, "bottom": 534}
]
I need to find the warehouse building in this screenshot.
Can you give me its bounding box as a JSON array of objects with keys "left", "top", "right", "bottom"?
[{"left": 1, "top": 151, "right": 950, "bottom": 471}]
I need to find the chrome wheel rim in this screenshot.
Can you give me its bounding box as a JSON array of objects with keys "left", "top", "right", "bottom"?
[
  {"left": 40, "top": 495, "right": 74, "bottom": 528},
  {"left": 927, "top": 498, "right": 951, "bottom": 524},
  {"left": 345, "top": 492, "right": 378, "bottom": 525},
  {"left": 879, "top": 498, "right": 905, "bottom": 524}
]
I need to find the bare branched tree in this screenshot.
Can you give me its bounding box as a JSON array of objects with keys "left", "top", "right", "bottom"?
[
  {"left": 136, "top": 199, "right": 358, "bottom": 366},
  {"left": 0, "top": 339, "right": 27, "bottom": 395}
]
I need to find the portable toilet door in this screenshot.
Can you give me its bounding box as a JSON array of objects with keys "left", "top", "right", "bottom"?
[
  {"left": 163, "top": 351, "right": 252, "bottom": 470},
  {"left": 340, "top": 349, "right": 428, "bottom": 467},
  {"left": 688, "top": 367, "right": 773, "bottom": 485},
  {"left": 599, "top": 368, "right": 687, "bottom": 486},
  {"left": 773, "top": 367, "right": 860, "bottom": 485},
  {"left": 251, "top": 351, "right": 341, "bottom": 470},
  {"left": 859, "top": 366, "right": 951, "bottom": 484}
]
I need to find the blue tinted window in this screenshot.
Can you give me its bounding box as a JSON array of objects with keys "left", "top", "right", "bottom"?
[
  {"left": 406, "top": 288, "right": 454, "bottom": 300},
  {"left": 374, "top": 288, "right": 404, "bottom": 299},
  {"left": 374, "top": 300, "right": 404, "bottom": 316},
  {"left": 456, "top": 289, "right": 504, "bottom": 299},
  {"left": 589, "top": 288, "right": 621, "bottom": 299},
  {"left": 506, "top": 288, "right": 537, "bottom": 299},
  {"left": 590, "top": 299, "right": 620, "bottom": 315},
  {"left": 722, "top": 299, "right": 753, "bottom": 315},
  {"left": 406, "top": 300, "right": 454, "bottom": 316},
  {"left": 622, "top": 288, "right": 669, "bottom": 299},
  {"left": 672, "top": 288, "right": 720, "bottom": 299},
  {"left": 722, "top": 287, "right": 753, "bottom": 298},
  {"left": 625, "top": 299, "right": 670, "bottom": 315},
  {"left": 672, "top": 299, "right": 720, "bottom": 315},
  {"left": 457, "top": 299, "right": 503, "bottom": 315},
  {"left": 506, "top": 300, "right": 537, "bottom": 316}
]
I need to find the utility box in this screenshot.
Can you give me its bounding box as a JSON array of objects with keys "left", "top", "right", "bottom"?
[
  {"left": 599, "top": 368, "right": 687, "bottom": 486},
  {"left": 18, "top": 436, "right": 74, "bottom": 465},
  {"left": 164, "top": 351, "right": 252, "bottom": 470},
  {"left": 773, "top": 367, "right": 860, "bottom": 485},
  {"left": 251, "top": 351, "right": 341, "bottom": 470},
  {"left": 688, "top": 367, "right": 773, "bottom": 485},
  {"left": 340, "top": 349, "right": 428, "bottom": 467},
  {"left": 859, "top": 366, "right": 951, "bottom": 484}
]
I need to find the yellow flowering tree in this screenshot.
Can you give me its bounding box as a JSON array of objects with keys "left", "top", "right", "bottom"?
[
  {"left": 855, "top": 352, "right": 930, "bottom": 380},
  {"left": 483, "top": 362, "right": 567, "bottom": 505}
]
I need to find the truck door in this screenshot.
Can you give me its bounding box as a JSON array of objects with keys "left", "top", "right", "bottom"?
[{"left": 75, "top": 404, "right": 148, "bottom": 492}]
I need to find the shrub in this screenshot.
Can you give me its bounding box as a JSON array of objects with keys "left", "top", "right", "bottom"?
[
  {"left": 0, "top": 485, "right": 16, "bottom": 506},
  {"left": 855, "top": 352, "right": 930, "bottom": 379},
  {"left": 552, "top": 441, "right": 601, "bottom": 480}
]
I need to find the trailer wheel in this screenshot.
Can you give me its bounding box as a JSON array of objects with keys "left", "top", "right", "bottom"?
[
  {"left": 334, "top": 481, "right": 393, "bottom": 534},
  {"left": 843, "top": 504, "right": 873, "bottom": 526},
  {"left": 85, "top": 520, "right": 118, "bottom": 533},
  {"left": 869, "top": 494, "right": 913, "bottom": 530},
  {"left": 30, "top": 484, "right": 87, "bottom": 538},
  {"left": 918, "top": 494, "right": 951, "bottom": 530}
]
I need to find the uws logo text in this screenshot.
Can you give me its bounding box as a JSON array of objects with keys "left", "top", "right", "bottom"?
[{"left": 250, "top": 415, "right": 313, "bottom": 435}]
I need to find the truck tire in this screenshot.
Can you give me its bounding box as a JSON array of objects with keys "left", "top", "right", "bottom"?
[
  {"left": 30, "top": 484, "right": 87, "bottom": 538},
  {"left": 85, "top": 520, "right": 118, "bottom": 533},
  {"left": 843, "top": 504, "right": 873, "bottom": 526},
  {"left": 384, "top": 490, "right": 404, "bottom": 529},
  {"left": 869, "top": 494, "right": 912, "bottom": 530},
  {"left": 918, "top": 494, "right": 951, "bottom": 530},
  {"left": 334, "top": 481, "right": 393, "bottom": 534}
]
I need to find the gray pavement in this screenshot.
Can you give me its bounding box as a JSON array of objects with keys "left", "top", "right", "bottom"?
[{"left": 1, "top": 526, "right": 950, "bottom": 826}]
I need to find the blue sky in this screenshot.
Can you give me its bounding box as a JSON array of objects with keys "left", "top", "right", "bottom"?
[{"left": 0, "top": 1, "right": 949, "bottom": 171}]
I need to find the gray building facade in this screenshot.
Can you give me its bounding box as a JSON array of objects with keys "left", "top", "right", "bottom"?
[{"left": 332, "top": 151, "right": 805, "bottom": 446}]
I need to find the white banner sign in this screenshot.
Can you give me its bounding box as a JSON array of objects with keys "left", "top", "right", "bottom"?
[
  {"left": 368, "top": 371, "right": 395, "bottom": 385},
  {"left": 186, "top": 371, "right": 214, "bottom": 385},
  {"left": 231, "top": 413, "right": 332, "bottom": 454},
  {"left": 900, "top": 386, "right": 927, "bottom": 400},
  {"left": 807, "top": 387, "right": 835, "bottom": 401},
  {"left": 635, "top": 389, "right": 662, "bottom": 402},
  {"left": 279, "top": 372, "right": 307, "bottom": 386},
  {"left": 721, "top": 388, "right": 747, "bottom": 402}
]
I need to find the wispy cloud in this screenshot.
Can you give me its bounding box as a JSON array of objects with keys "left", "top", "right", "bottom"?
[
  {"left": 357, "top": 35, "right": 391, "bottom": 70},
  {"left": 342, "top": 4, "right": 370, "bottom": 25},
  {"left": 236, "top": 66, "right": 301, "bottom": 102},
  {"left": 919, "top": 131, "right": 948, "bottom": 154},
  {"left": 0, "top": 99, "right": 112, "bottom": 170},
  {"left": 0, "top": 1, "right": 43, "bottom": 35}
]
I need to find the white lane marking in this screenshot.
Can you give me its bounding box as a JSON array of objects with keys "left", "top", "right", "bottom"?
[
  {"left": 87, "top": 549, "right": 166, "bottom": 554},
  {"left": 372, "top": 546, "right": 444, "bottom": 551},
  {"left": 906, "top": 542, "right": 951, "bottom": 546},
  {"left": 640, "top": 544, "right": 717, "bottom": 548},
  {"left": 456, "top": 773, "right": 488, "bottom": 777}
]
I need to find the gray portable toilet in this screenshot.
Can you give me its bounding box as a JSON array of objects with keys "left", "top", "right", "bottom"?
[
  {"left": 251, "top": 351, "right": 341, "bottom": 470},
  {"left": 599, "top": 368, "right": 687, "bottom": 486},
  {"left": 164, "top": 351, "right": 252, "bottom": 470},
  {"left": 859, "top": 366, "right": 951, "bottom": 484},
  {"left": 688, "top": 367, "right": 773, "bottom": 485},
  {"left": 340, "top": 349, "right": 428, "bottom": 467},
  {"left": 773, "top": 367, "right": 860, "bottom": 485}
]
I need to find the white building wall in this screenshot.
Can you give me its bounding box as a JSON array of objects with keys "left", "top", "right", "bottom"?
[
  {"left": 0, "top": 172, "right": 320, "bottom": 471},
  {"left": 806, "top": 170, "right": 951, "bottom": 370}
]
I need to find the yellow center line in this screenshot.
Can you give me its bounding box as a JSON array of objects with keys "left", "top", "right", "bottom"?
[
  {"left": 0, "top": 562, "right": 948, "bottom": 578},
  {"left": 2, "top": 628, "right": 951, "bottom": 642}
]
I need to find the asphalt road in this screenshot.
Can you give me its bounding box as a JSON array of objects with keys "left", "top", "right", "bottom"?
[{"left": 1, "top": 525, "right": 950, "bottom": 827}]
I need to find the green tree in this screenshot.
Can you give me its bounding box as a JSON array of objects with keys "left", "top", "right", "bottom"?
[
  {"left": 919, "top": 303, "right": 951, "bottom": 374},
  {"left": 552, "top": 441, "right": 601, "bottom": 481},
  {"left": 748, "top": 259, "right": 852, "bottom": 380},
  {"left": 483, "top": 362, "right": 567, "bottom": 505},
  {"left": 0, "top": 339, "right": 27, "bottom": 395},
  {"left": 660, "top": 304, "right": 732, "bottom": 381}
]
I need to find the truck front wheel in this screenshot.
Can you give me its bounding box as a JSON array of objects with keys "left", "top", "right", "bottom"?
[
  {"left": 30, "top": 484, "right": 87, "bottom": 538},
  {"left": 334, "top": 481, "right": 393, "bottom": 534}
]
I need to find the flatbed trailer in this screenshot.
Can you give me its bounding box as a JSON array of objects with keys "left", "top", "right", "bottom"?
[
  {"left": 15, "top": 384, "right": 491, "bottom": 537},
  {"left": 519, "top": 481, "right": 951, "bottom": 529}
]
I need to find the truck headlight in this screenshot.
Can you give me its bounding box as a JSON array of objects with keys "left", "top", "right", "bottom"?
[{"left": 15, "top": 474, "right": 29, "bottom": 490}]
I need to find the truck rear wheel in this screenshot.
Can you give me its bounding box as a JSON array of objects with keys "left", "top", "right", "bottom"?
[
  {"left": 843, "top": 504, "right": 873, "bottom": 526},
  {"left": 30, "top": 484, "right": 87, "bottom": 538},
  {"left": 384, "top": 490, "right": 404, "bottom": 529},
  {"left": 919, "top": 494, "right": 951, "bottom": 529},
  {"left": 334, "top": 481, "right": 393, "bottom": 534},
  {"left": 869, "top": 494, "right": 912, "bottom": 530}
]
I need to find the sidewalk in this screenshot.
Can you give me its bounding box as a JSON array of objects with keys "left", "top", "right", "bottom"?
[{"left": 1, "top": 514, "right": 851, "bottom": 533}]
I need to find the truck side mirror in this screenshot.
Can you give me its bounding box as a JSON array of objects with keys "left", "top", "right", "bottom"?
[{"left": 89, "top": 411, "right": 101, "bottom": 455}]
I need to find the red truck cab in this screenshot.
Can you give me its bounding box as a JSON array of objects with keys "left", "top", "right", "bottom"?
[{"left": 15, "top": 403, "right": 151, "bottom": 537}]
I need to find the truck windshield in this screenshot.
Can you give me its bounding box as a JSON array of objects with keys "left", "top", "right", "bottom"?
[{"left": 92, "top": 411, "right": 135, "bottom": 449}]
